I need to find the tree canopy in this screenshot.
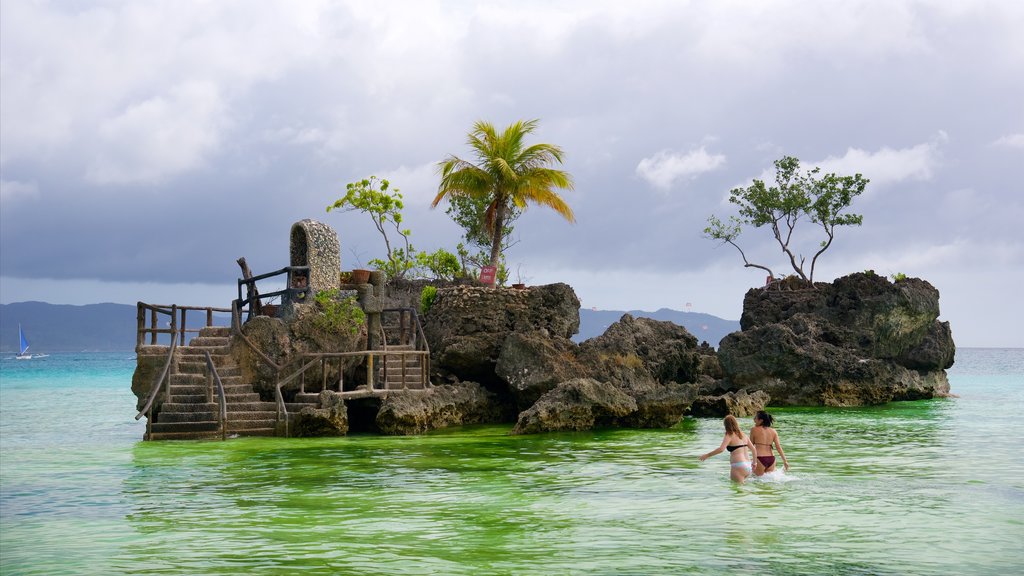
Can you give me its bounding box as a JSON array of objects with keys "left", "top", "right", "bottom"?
[
  {"left": 433, "top": 119, "right": 575, "bottom": 282},
  {"left": 704, "top": 156, "right": 868, "bottom": 283}
]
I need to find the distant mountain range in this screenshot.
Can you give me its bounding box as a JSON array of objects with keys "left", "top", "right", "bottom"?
[
  {"left": 0, "top": 302, "right": 229, "bottom": 353},
  {"left": 576, "top": 308, "right": 739, "bottom": 347},
  {"left": 1, "top": 301, "right": 739, "bottom": 353}
]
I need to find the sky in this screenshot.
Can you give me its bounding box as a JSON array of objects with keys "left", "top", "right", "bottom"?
[{"left": 1, "top": 0, "right": 1022, "bottom": 347}]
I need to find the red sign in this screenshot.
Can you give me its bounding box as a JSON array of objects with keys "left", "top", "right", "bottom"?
[{"left": 479, "top": 265, "right": 497, "bottom": 285}]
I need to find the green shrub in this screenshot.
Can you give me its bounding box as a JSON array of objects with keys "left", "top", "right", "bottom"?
[
  {"left": 420, "top": 285, "right": 438, "bottom": 315},
  {"left": 891, "top": 272, "right": 908, "bottom": 282},
  {"left": 314, "top": 289, "right": 366, "bottom": 334}
]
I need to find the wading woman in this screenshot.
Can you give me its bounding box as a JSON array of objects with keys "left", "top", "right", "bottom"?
[
  {"left": 698, "top": 415, "right": 757, "bottom": 483},
  {"left": 750, "top": 410, "right": 790, "bottom": 475}
]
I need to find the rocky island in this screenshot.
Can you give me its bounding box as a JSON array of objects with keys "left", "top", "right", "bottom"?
[{"left": 131, "top": 221, "right": 955, "bottom": 440}]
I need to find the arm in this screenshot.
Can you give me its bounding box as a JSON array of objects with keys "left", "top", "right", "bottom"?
[
  {"left": 773, "top": 431, "right": 789, "bottom": 471},
  {"left": 699, "top": 436, "right": 729, "bottom": 461},
  {"left": 746, "top": 436, "right": 757, "bottom": 461}
]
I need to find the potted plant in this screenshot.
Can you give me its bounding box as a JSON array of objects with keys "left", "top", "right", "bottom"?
[{"left": 351, "top": 269, "right": 371, "bottom": 284}]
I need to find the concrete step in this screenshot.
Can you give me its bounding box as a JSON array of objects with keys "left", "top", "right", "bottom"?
[
  {"left": 169, "top": 383, "right": 207, "bottom": 395},
  {"left": 226, "top": 401, "right": 278, "bottom": 412},
  {"left": 285, "top": 402, "right": 317, "bottom": 413},
  {"left": 178, "top": 362, "right": 241, "bottom": 377},
  {"left": 385, "top": 342, "right": 415, "bottom": 352},
  {"left": 161, "top": 401, "right": 219, "bottom": 413},
  {"left": 177, "top": 350, "right": 230, "bottom": 361},
  {"left": 159, "top": 410, "right": 218, "bottom": 423},
  {"left": 187, "top": 336, "right": 231, "bottom": 348},
  {"left": 170, "top": 393, "right": 210, "bottom": 404},
  {"left": 169, "top": 373, "right": 206, "bottom": 386},
  {"left": 227, "top": 419, "right": 277, "bottom": 431},
  {"left": 230, "top": 427, "right": 277, "bottom": 437},
  {"left": 146, "top": 430, "right": 223, "bottom": 441},
  {"left": 228, "top": 410, "right": 278, "bottom": 421},
  {"left": 224, "top": 392, "right": 261, "bottom": 403},
  {"left": 199, "top": 326, "right": 231, "bottom": 338},
  {"left": 151, "top": 420, "right": 220, "bottom": 434}
]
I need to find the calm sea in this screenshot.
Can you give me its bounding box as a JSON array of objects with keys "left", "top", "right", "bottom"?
[{"left": 1, "top": 349, "right": 1021, "bottom": 575}]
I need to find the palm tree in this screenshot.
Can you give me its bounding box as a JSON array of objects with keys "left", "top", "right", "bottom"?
[{"left": 433, "top": 119, "right": 575, "bottom": 282}]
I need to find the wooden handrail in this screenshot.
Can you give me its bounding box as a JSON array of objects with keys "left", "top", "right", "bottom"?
[
  {"left": 272, "top": 349, "right": 430, "bottom": 436},
  {"left": 236, "top": 265, "right": 310, "bottom": 321},
  {"left": 135, "top": 305, "right": 179, "bottom": 436},
  {"left": 231, "top": 300, "right": 281, "bottom": 371},
  {"left": 382, "top": 307, "right": 431, "bottom": 389},
  {"left": 137, "top": 302, "right": 230, "bottom": 349},
  {"left": 204, "top": 350, "right": 228, "bottom": 441}
]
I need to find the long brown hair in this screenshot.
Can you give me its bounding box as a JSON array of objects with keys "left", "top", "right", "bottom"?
[{"left": 723, "top": 415, "right": 744, "bottom": 439}]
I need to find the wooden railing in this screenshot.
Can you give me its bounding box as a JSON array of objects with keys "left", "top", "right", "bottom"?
[
  {"left": 134, "top": 304, "right": 178, "bottom": 438},
  {"left": 381, "top": 307, "right": 431, "bottom": 388},
  {"left": 272, "top": 348, "right": 430, "bottom": 436},
  {"left": 236, "top": 265, "right": 310, "bottom": 321},
  {"left": 136, "top": 302, "right": 231, "bottom": 348},
  {"left": 135, "top": 302, "right": 231, "bottom": 439}
]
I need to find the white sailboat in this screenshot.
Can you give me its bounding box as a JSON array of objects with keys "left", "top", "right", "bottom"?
[{"left": 16, "top": 324, "right": 47, "bottom": 359}]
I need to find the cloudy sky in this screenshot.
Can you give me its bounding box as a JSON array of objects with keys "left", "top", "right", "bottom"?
[{"left": 2, "top": 1, "right": 1022, "bottom": 347}]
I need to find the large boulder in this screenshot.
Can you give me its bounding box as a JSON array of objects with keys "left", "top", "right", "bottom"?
[
  {"left": 495, "top": 331, "right": 584, "bottom": 408},
  {"left": 423, "top": 283, "right": 580, "bottom": 384},
  {"left": 290, "top": 391, "right": 349, "bottom": 437},
  {"left": 577, "top": 314, "right": 700, "bottom": 385},
  {"left": 375, "top": 382, "right": 510, "bottom": 435},
  {"left": 620, "top": 381, "right": 700, "bottom": 428},
  {"left": 718, "top": 272, "right": 955, "bottom": 406},
  {"left": 511, "top": 378, "right": 637, "bottom": 434},
  {"left": 689, "top": 389, "right": 770, "bottom": 417}
]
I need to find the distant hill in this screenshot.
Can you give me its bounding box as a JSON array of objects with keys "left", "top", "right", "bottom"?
[
  {"left": 1, "top": 301, "right": 739, "bottom": 353},
  {"left": 576, "top": 308, "right": 739, "bottom": 348},
  {"left": 0, "top": 302, "right": 229, "bottom": 353}
]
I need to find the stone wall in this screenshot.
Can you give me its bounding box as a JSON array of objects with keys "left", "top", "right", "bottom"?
[{"left": 289, "top": 219, "right": 340, "bottom": 296}]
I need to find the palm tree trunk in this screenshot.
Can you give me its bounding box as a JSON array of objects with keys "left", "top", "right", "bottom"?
[{"left": 488, "top": 200, "right": 507, "bottom": 284}]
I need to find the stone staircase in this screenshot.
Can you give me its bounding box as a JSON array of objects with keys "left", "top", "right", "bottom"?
[
  {"left": 147, "top": 326, "right": 278, "bottom": 440},
  {"left": 382, "top": 344, "right": 426, "bottom": 390}
]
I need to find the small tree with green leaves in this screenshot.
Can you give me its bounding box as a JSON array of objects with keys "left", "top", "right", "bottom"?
[
  {"left": 704, "top": 156, "right": 868, "bottom": 283},
  {"left": 327, "top": 176, "right": 416, "bottom": 280}
]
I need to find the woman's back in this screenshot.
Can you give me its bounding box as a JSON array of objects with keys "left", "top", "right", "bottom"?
[{"left": 751, "top": 425, "right": 776, "bottom": 453}]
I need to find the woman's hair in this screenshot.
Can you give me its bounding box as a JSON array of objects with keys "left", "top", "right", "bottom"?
[
  {"left": 723, "top": 414, "right": 744, "bottom": 438},
  {"left": 755, "top": 410, "right": 774, "bottom": 428}
]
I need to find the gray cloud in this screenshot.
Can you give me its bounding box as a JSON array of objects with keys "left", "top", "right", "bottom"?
[{"left": 2, "top": 0, "right": 1022, "bottom": 346}]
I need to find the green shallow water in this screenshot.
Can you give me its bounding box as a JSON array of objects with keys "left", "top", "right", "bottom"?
[{"left": 1, "top": 349, "right": 1022, "bottom": 574}]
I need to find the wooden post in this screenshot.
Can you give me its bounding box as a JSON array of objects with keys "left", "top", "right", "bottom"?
[
  {"left": 207, "top": 308, "right": 213, "bottom": 327},
  {"left": 237, "top": 257, "right": 260, "bottom": 320},
  {"left": 180, "top": 308, "right": 187, "bottom": 346},
  {"left": 150, "top": 309, "right": 158, "bottom": 345},
  {"left": 137, "top": 304, "right": 145, "bottom": 349}
]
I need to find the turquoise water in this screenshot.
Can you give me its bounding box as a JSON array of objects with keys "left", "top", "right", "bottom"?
[{"left": 1, "top": 349, "right": 1022, "bottom": 575}]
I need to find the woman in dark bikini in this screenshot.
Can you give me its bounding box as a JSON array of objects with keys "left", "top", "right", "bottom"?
[
  {"left": 698, "top": 415, "right": 757, "bottom": 483},
  {"left": 750, "top": 410, "right": 789, "bottom": 475}
]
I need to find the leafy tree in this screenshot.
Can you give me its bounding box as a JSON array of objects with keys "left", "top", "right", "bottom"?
[
  {"left": 446, "top": 192, "right": 521, "bottom": 257},
  {"left": 414, "top": 248, "right": 461, "bottom": 281},
  {"left": 433, "top": 119, "right": 575, "bottom": 282},
  {"left": 704, "top": 156, "right": 868, "bottom": 283},
  {"left": 327, "top": 176, "right": 416, "bottom": 280}
]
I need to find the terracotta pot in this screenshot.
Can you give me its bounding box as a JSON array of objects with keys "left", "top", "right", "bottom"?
[
  {"left": 261, "top": 304, "right": 279, "bottom": 317},
  {"left": 512, "top": 283, "right": 526, "bottom": 289},
  {"left": 351, "top": 269, "right": 371, "bottom": 284}
]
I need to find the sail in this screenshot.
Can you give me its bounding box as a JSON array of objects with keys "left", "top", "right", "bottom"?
[{"left": 19, "top": 324, "right": 30, "bottom": 355}]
